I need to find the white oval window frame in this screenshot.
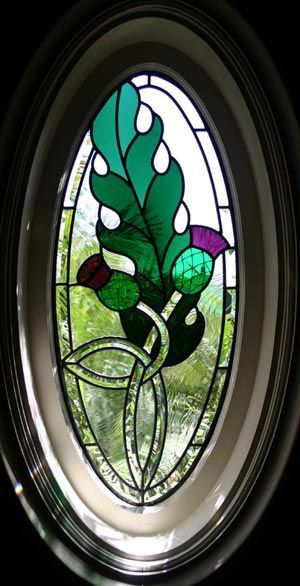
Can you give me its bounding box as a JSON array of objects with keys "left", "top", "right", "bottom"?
[{"left": 0, "top": 1, "right": 298, "bottom": 584}]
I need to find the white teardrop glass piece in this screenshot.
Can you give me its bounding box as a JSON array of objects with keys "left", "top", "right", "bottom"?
[
  {"left": 103, "top": 249, "right": 135, "bottom": 275},
  {"left": 185, "top": 307, "right": 198, "bottom": 325},
  {"left": 100, "top": 206, "right": 121, "bottom": 230},
  {"left": 153, "top": 142, "right": 169, "bottom": 174},
  {"left": 174, "top": 203, "right": 189, "bottom": 234},
  {"left": 93, "top": 153, "right": 108, "bottom": 175},
  {"left": 136, "top": 104, "right": 152, "bottom": 133}
]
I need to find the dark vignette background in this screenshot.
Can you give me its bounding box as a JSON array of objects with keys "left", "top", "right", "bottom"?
[{"left": 0, "top": 1, "right": 299, "bottom": 584}]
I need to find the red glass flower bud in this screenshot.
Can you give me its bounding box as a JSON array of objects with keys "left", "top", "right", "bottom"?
[{"left": 77, "top": 253, "right": 111, "bottom": 290}]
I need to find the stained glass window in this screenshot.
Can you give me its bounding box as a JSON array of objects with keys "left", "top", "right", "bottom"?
[{"left": 54, "top": 73, "right": 238, "bottom": 506}]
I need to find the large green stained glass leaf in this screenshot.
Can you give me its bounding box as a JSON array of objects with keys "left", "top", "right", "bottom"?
[{"left": 55, "top": 73, "right": 238, "bottom": 506}]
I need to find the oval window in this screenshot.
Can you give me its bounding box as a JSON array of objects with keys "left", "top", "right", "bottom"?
[
  {"left": 55, "top": 73, "right": 237, "bottom": 506},
  {"left": 0, "top": 2, "right": 298, "bottom": 585}
]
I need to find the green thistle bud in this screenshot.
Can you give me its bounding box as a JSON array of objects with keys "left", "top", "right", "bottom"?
[{"left": 172, "top": 247, "right": 213, "bottom": 295}]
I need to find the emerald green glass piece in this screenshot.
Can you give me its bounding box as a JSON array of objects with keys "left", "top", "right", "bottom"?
[
  {"left": 162, "top": 230, "right": 190, "bottom": 292},
  {"left": 126, "top": 116, "right": 163, "bottom": 206},
  {"left": 144, "top": 160, "right": 183, "bottom": 260},
  {"left": 98, "top": 271, "right": 140, "bottom": 310},
  {"left": 172, "top": 247, "right": 213, "bottom": 294},
  {"left": 151, "top": 292, "right": 205, "bottom": 366}
]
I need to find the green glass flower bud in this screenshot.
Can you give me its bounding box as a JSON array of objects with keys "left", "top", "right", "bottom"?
[
  {"left": 172, "top": 247, "right": 213, "bottom": 294},
  {"left": 97, "top": 271, "right": 139, "bottom": 310}
]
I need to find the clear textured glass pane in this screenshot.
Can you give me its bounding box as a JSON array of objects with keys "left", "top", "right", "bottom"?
[
  {"left": 150, "top": 75, "right": 205, "bottom": 129},
  {"left": 55, "top": 286, "right": 70, "bottom": 356},
  {"left": 135, "top": 380, "right": 156, "bottom": 470},
  {"left": 64, "top": 132, "right": 92, "bottom": 206},
  {"left": 56, "top": 209, "right": 73, "bottom": 283},
  {"left": 225, "top": 250, "right": 237, "bottom": 287},
  {"left": 82, "top": 348, "right": 135, "bottom": 379},
  {"left": 87, "top": 445, "right": 140, "bottom": 502},
  {"left": 63, "top": 369, "right": 94, "bottom": 443},
  {"left": 219, "top": 288, "right": 236, "bottom": 367},
  {"left": 69, "top": 162, "right": 99, "bottom": 283},
  {"left": 70, "top": 286, "right": 125, "bottom": 348},
  {"left": 197, "top": 131, "right": 229, "bottom": 205},
  {"left": 193, "top": 369, "right": 227, "bottom": 444},
  {"left": 81, "top": 380, "right": 133, "bottom": 485},
  {"left": 220, "top": 208, "right": 235, "bottom": 246},
  {"left": 145, "top": 446, "right": 199, "bottom": 503}
]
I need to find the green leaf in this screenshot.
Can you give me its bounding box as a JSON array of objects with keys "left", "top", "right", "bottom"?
[
  {"left": 120, "top": 273, "right": 166, "bottom": 352},
  {"left": 88, "top": 80, "right": 207, "bottom": 365},
  {"left": 126, "top": 116, "right": 163, "bottom": 206},
  {"left": 172, "top": 248, "right": 213, "bottom": 294},
  {"left": 97, "top": 220, "right": 163, "bottom": 291},
  {"left": 92, "top": 83, "right": 139, "bottom": 178},
  {"left": 144, "top": 160, "right": 183, "bottom": 260},
  {"left": 162, "top": 230, "right": 190, "bottom": 293},
  {"left": 91, "top": 171, "right": 146, "bottom": 232},
  {"left": 91, "top": 81, "right": 188, "bottom": 285},
  {"left": 151, "top": 294, "right": 205, "bottom": 366}
]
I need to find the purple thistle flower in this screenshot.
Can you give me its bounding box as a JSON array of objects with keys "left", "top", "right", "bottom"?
[{"left": 191, "top": 226, "right": 229, "bottom": 258}]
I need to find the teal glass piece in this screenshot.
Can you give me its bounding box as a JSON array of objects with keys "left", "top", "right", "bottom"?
[
  {"left": 92, "top": 91, "right": 125, "bottom": 178},
  {"left": 126, "top": 116, "right": 163, "bottom": 206},
  {"left": 172, "top": 247, "right": 213, "bottom": 294},
  {"left": 55, "top": 73, "right": 238, "bottom": 506},
  {"left": 118, "top": 83, "right": 139, "bottom": 155},
  {"left": 92, "top": 83, "right": 139, "bottom": 179}
]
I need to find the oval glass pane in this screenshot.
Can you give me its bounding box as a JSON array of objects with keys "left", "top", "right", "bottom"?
[{"left": 54, "top": 73, "right": 238, "bottom": 506}]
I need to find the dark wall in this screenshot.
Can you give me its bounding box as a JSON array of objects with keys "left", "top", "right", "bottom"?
[{"left": 1, "top": 1, "right": 299, "bottom": 584}]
